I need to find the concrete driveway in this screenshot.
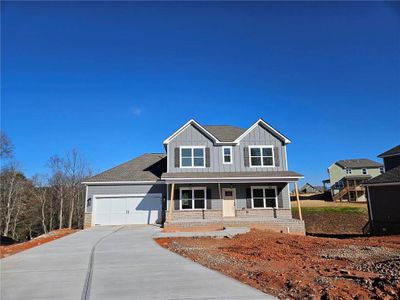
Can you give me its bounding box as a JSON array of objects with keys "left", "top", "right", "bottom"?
[{"left": 1, "top": 226, "right": 273, "bottom": 300}]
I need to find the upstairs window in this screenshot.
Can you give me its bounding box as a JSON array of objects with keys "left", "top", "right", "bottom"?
[
  {"left": 345, "top": 168, "right": 352, "bottom": 175},
  {"left": 222, "top": 146, "right": 232, "bottom": 164},
  {"left": 380, "top": 167, "right": 384, "bottom": 174},
  {"left": 362, "top": 168, "right": 368, "bottom": 175},
  {"left": 249, "top": 146, "right": 274, "bottom": 167},
  {"left": 181, "top": 147, "right": 205, "bottom": 167}
]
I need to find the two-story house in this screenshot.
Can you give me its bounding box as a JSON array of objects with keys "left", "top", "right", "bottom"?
[
  {"left": 83, "top": 119, "right": 305, "bottom": 234},
  {"left": 364, "top": 145, "right": 400, "bottom": 235},
  {"left": 327, "top": 159, "right": 383, "bottom": 201}
]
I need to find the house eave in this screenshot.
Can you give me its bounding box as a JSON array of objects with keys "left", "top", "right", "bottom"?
[
  {"left": 82, "top": 180, "right": 165, "bottom": 186},
  {"left": 163, "top": 176, "right": 303, "bottom": 184}
]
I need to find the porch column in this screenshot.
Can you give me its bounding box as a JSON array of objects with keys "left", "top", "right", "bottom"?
[
  {"left": 294, "top": 182, "right": 303, "bottom": 221},
  {"left": 167, "top": 183, "right": 175, "bottom": 222}
]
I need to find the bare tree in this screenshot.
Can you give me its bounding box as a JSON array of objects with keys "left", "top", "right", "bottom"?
[
  {"left": 48, "top": 150, "right": 91, "bottom": 230},
  {"left": 0, "top": 163, "right": 29, "bottom": 237},
  {"left": 63, "top": 149, "right": 91, "bottom": 229},
  {"left": 0, "top": 131, "right": 14, "bottom": 160},
  {"left": 31, "top": 175, "right": 49, "bottom": 234},
  {"left": 48, "top": 156, "right": 66, "bottom": 229}
]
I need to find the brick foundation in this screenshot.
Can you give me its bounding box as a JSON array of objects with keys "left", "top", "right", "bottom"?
[
  {"left": 164, "top": 209, "right": 305, "bottom": 235},
  {"left": 84, "top": 213, "right": 92, "bottom": 228}
]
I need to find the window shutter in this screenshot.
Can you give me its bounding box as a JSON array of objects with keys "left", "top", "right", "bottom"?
[
  {"left": 244, "top": 147, "right": 249, "bottom": 167},
  {"left": 246, "top": 188, "right": 252, "bottom": 209},
  {"left": 274, "top": 147, "right": 280, "bottom": 167},
  {"left": 174, "top": 189, "right": 180, "bottom": 210},
  {"left": 205, "top": 148, "right": 210, "bottom": 167},
  {"left": 174, "top": 148, "right": 180, "bottom": 168},
  {"left": 206, "top": 188, "right": 212, "bottom": 209}
]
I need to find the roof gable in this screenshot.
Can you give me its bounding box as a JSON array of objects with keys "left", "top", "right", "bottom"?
[
  {"left": 163, "top": 118, "right": 291, "bottom": 145},
  {"left": 163, "top": 119, "right": 221, "bottom": 145},
  {"left": 233, "top": 119, "right": 291, "bottom": 144}
]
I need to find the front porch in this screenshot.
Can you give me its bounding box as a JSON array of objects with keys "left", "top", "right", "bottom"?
[{"left": 161, "top": 172, "right": 305, "bottom": 234}]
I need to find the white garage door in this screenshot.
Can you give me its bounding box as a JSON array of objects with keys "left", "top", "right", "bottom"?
[{"left": 93, "top": 194, "right": 162, "bottom": 225}]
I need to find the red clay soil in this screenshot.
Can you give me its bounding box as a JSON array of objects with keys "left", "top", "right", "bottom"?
[
  {"left": 0, "top": 229, "right": 77, "bottom": 259},
  {"left": 156, "top": 230, "right": 400, "bottom": 299}
]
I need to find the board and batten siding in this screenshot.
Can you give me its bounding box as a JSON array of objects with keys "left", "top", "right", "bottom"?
[
  {"left": 86, "top": 184, "right": 166, "bottom": 213},
  {"left": 167, "top": 123, "right": 288, "bottom": 173}
]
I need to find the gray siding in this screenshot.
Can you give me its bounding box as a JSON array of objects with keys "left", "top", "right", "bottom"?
[
  {"left": 383, "top": 156, "right": 400, "bottom": 172},
  {"left": 167, "top": 183, "right": 290, "bottom": 211},
  {"left": 86, "top": 184, "right": 166, "bottom": 213},
  {"left": 167, "top": 124, "right": 288, "bottom": 173},
  {"left": 368, "top": 185, "right": 400, "bottom": 235}
]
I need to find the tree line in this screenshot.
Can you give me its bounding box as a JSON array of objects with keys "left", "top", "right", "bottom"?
[{"left": 0, "top": 132, "right": 92, "bottom": 242}]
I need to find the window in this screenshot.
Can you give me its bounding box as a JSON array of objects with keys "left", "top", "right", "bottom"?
[
  {"left": 380, "top": 167, "right": 384, "bottom": 174},
  {"left": 181, "top": 147, "right": 205, "bottom": 167},
  {"left": 335, "top": 181, "right": 344, "bottom": 189},
  {"left": 249, "top": 146, "right": 274, "bottom": 167},
  {"left": 225, "top": 190, "right": 233, "bottom": 197},
  {"left": 345, "top": 168, "right": 352, "bottom": 175},
  {"left": 222, "top": 146, "right": 232, "bottom": 164},
  {"left": 362, "top": 168, "right": 367, "bottom": 175},
  {"left": 180, "top": 187, "right": 206, "bottom": 210},
  {"left": 251, "top": 187, "right": 277, "bottom": 209}
]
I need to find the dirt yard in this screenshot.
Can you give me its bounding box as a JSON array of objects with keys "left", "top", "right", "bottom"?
[
  {"left": 0, "top": 229, "right": 77, "bottom": 258},
  {"left": 292, "top": 199, "right": 369, "bottom": 235},
  {"left": 157, "top": 230, "right": 400, "bottom": 299}
]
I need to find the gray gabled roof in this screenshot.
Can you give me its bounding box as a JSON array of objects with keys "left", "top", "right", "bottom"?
[
  {"left": 336, "top": 159, "right": 382, "bottom": 169},
  {"left": 203, "top": 125, "right": 246, "bottom": 142},
  {"left": 365, "top": 166, "right": 400, "bottom": 185},
  {"left": 378, "top": 145, "right": 400, "bottom": 158},
  {"left": 83, "top": 153, "right": 166, "bottom": 183},
  {"left": 299, "top": 183, "right": 324, "bottom": 192}
]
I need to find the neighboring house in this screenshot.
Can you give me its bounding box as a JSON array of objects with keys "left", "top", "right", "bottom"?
[
  {"left": 298, "top": 183, "right": 324, "bottom": 194},
  {"left": 327, "top": 159, "right": 383, "bottom": 202},
  {"left": 364, "top": 145, "right": 400, "bottom": 235},
  {"left": 83, "top": 119, "right": 305, "bottom": 234}
]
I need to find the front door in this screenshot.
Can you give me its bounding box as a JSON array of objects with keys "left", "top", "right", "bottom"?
[{"left": 222, "top": 188, "right": 236, "bottom": 217}]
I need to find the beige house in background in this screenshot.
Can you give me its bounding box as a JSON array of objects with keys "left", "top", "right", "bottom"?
[{"left": 327, "top": 159, "right": 383, "bottom": 201}]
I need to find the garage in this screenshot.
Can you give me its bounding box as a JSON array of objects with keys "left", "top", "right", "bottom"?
[{"left": 93, "top": 194, "right": 162, "bottom": 225}]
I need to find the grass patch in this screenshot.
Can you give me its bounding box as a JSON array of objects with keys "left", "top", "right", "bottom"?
[{"left": 292, "top": 206, "right": 367, "bottom": 214}]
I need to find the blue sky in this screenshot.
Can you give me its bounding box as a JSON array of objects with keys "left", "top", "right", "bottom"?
[{"left": 2, "top": 1, "right": 400, "bottom": 185}]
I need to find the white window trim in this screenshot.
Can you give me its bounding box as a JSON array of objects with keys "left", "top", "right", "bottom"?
[
  {"left": 222, "top": 146, "right": 233, "bottom": 165},
  {"left": 248, "top": 145, "right": 275, "bottom": 168},
  {"left": 179, "top": 187, "right": 207, "bottom": 210},
  {"left": 180, "top": 146, "right": 206, "bottom": 168},
  {"left": 380, "top": 167, "right": 384, "bottom": 174},
  {"left": 345, "top": 168, "right": 352, "bottom": 174},
  {"left": 362, "top": 168, "right": 368, "bottom": 175},
  {"left": 250, "top": 186, "right": 278, "bottom": 209}
]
